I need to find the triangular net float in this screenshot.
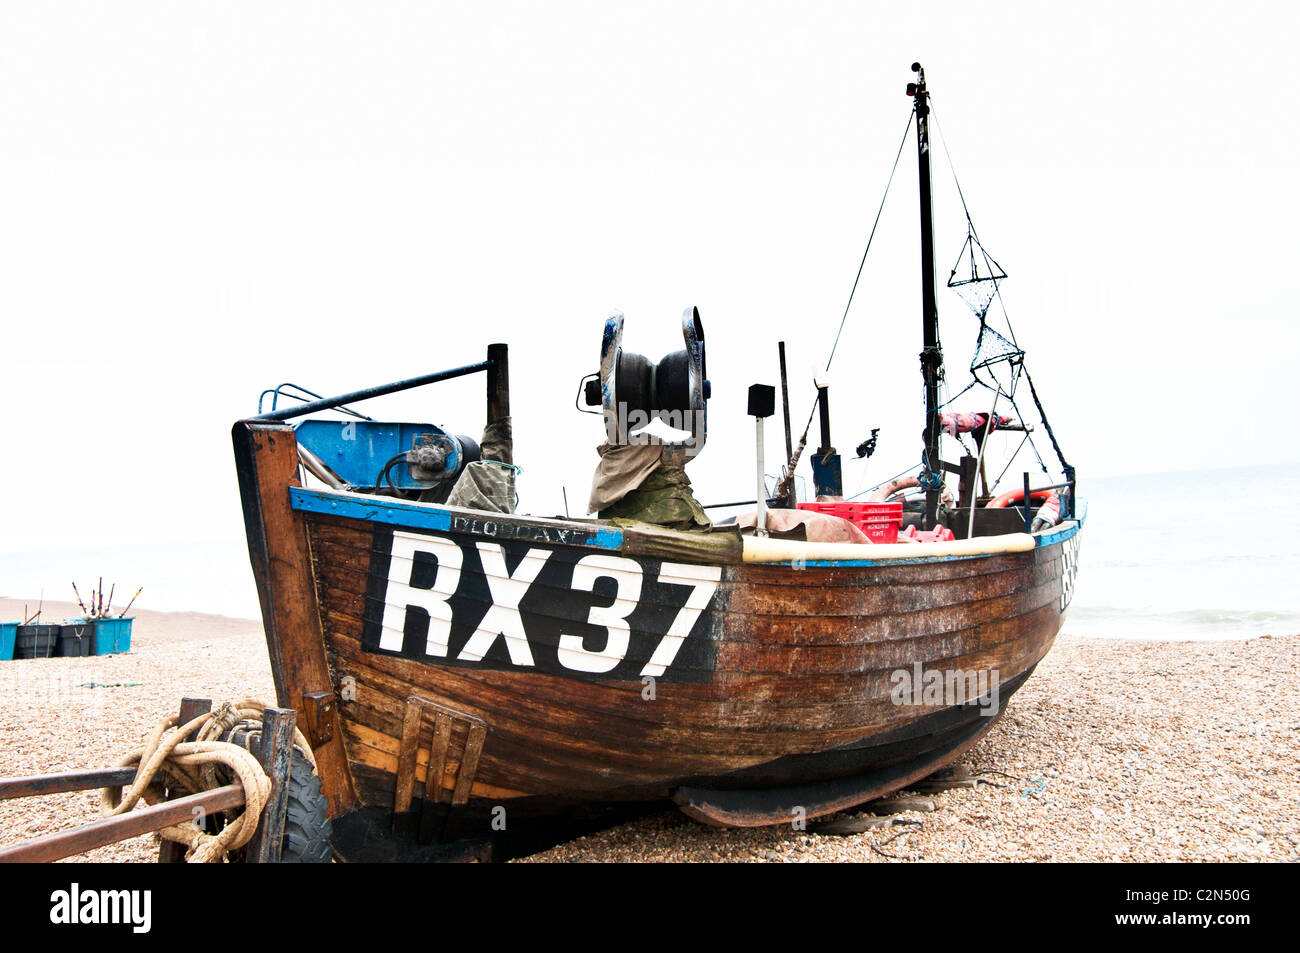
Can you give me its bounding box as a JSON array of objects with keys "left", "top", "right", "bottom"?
[{"left": 947, "top": 228, "right": 1024, "bottom": 390}]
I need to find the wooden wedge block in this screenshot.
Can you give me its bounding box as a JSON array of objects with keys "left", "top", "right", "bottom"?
[{"left": 868, "top": 795, "right": 937, "bottom": 814}]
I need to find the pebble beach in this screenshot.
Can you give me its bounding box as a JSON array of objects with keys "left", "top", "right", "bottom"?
[{"left": 2, "top": 597, "right": 1295, "bottom": 863}]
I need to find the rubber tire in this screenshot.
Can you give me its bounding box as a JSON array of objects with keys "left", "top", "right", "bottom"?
[
  {"left": 222, "top": 740, "right": 333, "bottom": 863},
  {"left": 278, "top": 752, "right": 333, "bottom": 863}
]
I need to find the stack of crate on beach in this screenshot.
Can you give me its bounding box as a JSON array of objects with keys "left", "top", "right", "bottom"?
[{"left": 0, "top": 617, "right": 133, "bottom": 661}]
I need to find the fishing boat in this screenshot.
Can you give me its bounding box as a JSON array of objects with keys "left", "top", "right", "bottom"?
[{"left": 232, "top": 64, "right": 1082, "bottom": 853}]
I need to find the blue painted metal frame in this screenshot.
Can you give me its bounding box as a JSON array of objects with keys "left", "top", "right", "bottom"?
[
  {"left": 289, "top": 487, "right": 624, "bottom": 550},
  {"left": 810, "top": 452, "right": 844, "bottom": 498},
  {"left": 294, "top": 420, "right": 465, "bottom": 490},
  {"left": 1033, "top": 500, "right": 1087, "bottom": 548}
]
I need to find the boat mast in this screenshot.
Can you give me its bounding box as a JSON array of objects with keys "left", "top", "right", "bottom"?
[{"left": 909, "top": 62, "right": 943, "bottom": 530}]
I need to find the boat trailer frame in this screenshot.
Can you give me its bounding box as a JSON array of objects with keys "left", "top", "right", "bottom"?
[{"left": 0, "top": 697, "right": 300, "bottom": 864}]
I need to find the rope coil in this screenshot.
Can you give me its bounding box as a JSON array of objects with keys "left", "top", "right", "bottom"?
[{"left": 100, "top": 699, "right": 316, "bottom": 863}]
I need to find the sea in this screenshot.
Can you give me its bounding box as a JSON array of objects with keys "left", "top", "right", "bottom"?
[
  {"left": 1063, "top": 461, "right": 1300, "bottom": 640},
  {"left": 2, "top": 462, "right": 1297, "bottom": 641}
]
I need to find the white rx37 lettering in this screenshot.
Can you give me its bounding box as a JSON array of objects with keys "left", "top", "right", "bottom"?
[{"left": 378, "top": 531, "right": 721, "bottom": 677}]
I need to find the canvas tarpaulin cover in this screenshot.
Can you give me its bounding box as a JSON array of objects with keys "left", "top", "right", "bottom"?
[
  {"left": 588, "top": 439, "right": 711, "bottom": 532},
  {"left": 442, "top": 417, "right": 517, "bottom": 513}
]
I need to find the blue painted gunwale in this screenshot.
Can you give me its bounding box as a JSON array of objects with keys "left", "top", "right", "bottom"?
[
  {"left": 289, "top": 486, "right": 624, "bottom": 550},
  {"left": 291, "top": 486, "right": 1085, "bottom": 570}
]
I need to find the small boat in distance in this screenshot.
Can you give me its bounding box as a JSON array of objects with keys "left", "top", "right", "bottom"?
[{"left": 232, "top": 64, "right": 1082, "bottom": 855}]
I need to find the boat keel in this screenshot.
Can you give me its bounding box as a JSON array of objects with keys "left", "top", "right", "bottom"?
[{"left": 672, "top": 718, "right": 993, "bottom": 828}]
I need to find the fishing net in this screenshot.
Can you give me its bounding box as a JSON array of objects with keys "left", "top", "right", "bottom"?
[
  {"left": 951, "top": 277, "right": 999, "bottom": 319},
  {"left": 948, "top": 228, "right": 1004, "bottom": 276},
  {"left": 970, "top": 327, "right": 1023, "bottom": 396},
  {"left": 947, "top": 230, "right": 1023, "bottom": 395},
  {"left": 947, "top": 232, "right": 1006, "bottom": 314},
  {"left": 970, "top": 323, "right": 1023, "bottom": 373}
]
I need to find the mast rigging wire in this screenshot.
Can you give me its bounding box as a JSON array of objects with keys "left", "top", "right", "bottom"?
[
  {"left": 775, "top": 108, "right": 914, "bottom": 506},
  {"left": 797, "top": 109, "right": 916, "bottom": 444},
  {"left": 932, "top": 104, "right": 1071, "bottom": 480},
  {"left": 930, "top": 105, "right": 1021, "bottom": 355},
  {"left": 823, "top": 110, "right": 917, "bottom": 375},
  {"left": 782, "top": 94, "right": 1070, "bottom": 498}
]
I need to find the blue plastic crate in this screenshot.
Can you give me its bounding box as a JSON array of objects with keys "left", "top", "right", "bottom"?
[
  {"left": 0, "top": 623, "right": 15, "bottom": 661},
  {"left": 93, "top": 618, "right": 133, "bottom": 655}
]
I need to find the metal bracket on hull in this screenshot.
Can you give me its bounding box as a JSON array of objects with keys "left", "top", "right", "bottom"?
[{"left": 392, "top": 696, "right": 488, "bottom": 843}]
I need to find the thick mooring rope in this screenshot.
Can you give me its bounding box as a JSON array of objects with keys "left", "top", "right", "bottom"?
[{"left": 100, "top": 700, "right": 316, "bottom": 863}]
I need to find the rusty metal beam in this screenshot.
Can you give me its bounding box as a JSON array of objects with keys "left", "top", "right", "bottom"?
[
  {"left": 251, "top": 361, "right": 492, "bottom": 422},
  {"left": 0, "top": 768, "right": 138, "bottom": 800},
  {"left": 0, "top": 784, "right": 245, "bottom": 864}
]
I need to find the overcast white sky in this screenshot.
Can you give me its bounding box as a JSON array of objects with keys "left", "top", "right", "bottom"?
[{"left": 2, "top": 1, "right": 1297, "bottom": 560}]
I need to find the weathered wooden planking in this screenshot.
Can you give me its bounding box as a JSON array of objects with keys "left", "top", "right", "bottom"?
[
  {"left": 306, "top": 519, "right": 1062, "bottom": 677},
  {"left": 314, "top": 559, "right": 1056, "bottom": 713},
  {"left": 314, "top": 543, "right": 1055, "bottom": 704},
  {"left": 243, "top": 706, "right": 297, "bottom": 863},
  {"left": 260, "top": 444, "right": 1072, "bottom": 818},
  {"left": 320, "top": 631, "right": 1053, "bottom": 804},
  {"left": 342, "top": 719, "right": 526, "bottom": 799},
  {"left": 323, "top": 614, "right": 1050, "bottom": 741},
  {"left": 308, "top": 516, "right": 1058, "bottom": 668},
  {"left": 233, "top": 422, "right": 357, "bottom": 815}
]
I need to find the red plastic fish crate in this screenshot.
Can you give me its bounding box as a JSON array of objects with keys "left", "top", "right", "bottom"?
[
  {"left": 902, "top": 524, "right": 956, "bottom": 543},
  {"left": 797, "top": 501, "right": 903, "bottom": 543}
]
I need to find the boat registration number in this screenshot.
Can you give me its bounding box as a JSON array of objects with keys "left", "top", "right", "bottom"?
[{"left": 359, "top": 527, "right": 724, "bottom": 683}]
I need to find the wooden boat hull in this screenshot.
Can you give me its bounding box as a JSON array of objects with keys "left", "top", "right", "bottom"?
[{"left": 235, "top": 421, "right": 1082, "bottom": 833}]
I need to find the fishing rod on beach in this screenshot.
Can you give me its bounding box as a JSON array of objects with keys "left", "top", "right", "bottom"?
[
  {"left": 21, "top": 592, "right": 44, "bottom": 625},
  {"left": 71, "top": 580, "right": 141, "bottom": 619},
  {"left": 118, "top": 587, "right": 142, "bottom": 618},
  {"left": 72, "top": 582, "right": 90, "bottom": 616}
]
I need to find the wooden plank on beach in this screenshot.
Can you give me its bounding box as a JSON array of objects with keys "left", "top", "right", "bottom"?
[
  {"left": 869, "top": 795, "right": 938, "bottom": 814},
  {"left": 809, "top": 814, "right": 895, "bottom": 835},
  {"left": 244, "top": 706, "right": 297, "bottom": 863}
]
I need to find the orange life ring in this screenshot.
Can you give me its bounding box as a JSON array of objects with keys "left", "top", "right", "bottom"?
[{"left": 986, "top": 488, "right": 1053, "bottom": 509}]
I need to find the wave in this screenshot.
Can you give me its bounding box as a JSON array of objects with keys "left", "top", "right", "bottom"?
[{"left": 1064, "top": 605, "right": 1300, "bottom": 641}]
